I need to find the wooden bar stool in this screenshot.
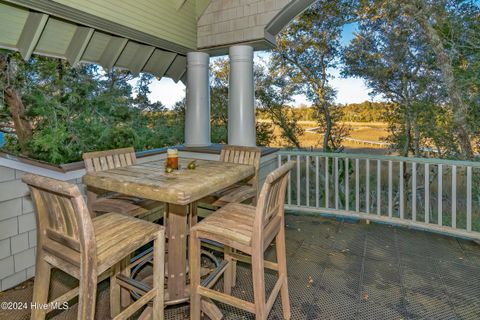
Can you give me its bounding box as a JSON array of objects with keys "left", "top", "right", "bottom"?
[
  {"left": 190, "top": 161, "right": 295, "bottom": 320},
  {"left": 23, "top": 174, "right": 165, "bottom": 320},
  {"left": 203, "top": 145, "right": 261, "bottom": 207},
  {"left": 83, "top": 147, "right": 163, "bottom": 219}
]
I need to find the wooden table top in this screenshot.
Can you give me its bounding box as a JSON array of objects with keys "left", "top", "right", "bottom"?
[{"left": 83, "top": 158, "right": 255, "bottom": 205}]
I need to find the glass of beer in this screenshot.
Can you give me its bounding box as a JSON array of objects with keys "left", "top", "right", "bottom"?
[{"left": 167, "top": 148, "right": 179, "bottom": 170}]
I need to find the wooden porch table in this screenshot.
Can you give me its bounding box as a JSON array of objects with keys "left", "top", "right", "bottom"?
[{"left": 82, "top": 158, "right": 255, "bottom": 307}]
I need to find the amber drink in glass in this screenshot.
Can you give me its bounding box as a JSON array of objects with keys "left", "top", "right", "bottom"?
[{"left": 167, "top": 148, "right": 179, "bottom": 169}]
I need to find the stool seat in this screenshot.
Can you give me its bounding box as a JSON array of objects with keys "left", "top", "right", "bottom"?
[
  {"left": 42, "top": 212, "right": 162, "bottom": 278},
  {"left": 212, "top": 185, "right": 257, "bottom": 207},
  {"left": 94, "top": 213, "right": 161, "bottom": 274},
  {"left": 92, "top": 196, "right": 162, "bottom": 217},
  {"left": 192, "top": 203, "right": 255, "bottom": 247},
  {"left": 199, "top": 146, "right": 261, "bottom": 210}
]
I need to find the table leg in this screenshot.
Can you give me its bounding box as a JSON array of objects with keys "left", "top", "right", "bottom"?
[
  {"left": 162, "top": 202, "right": 223, "bottom": 319},
  {"left": 166, "top": 203, "right": 188, "bottom": 301}
]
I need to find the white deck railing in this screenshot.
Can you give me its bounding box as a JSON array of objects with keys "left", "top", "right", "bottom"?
[{"left": 278, "top": 151, "right": 480, "bottom": 240}]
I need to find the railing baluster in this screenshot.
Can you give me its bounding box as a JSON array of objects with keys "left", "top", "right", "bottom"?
[
  {"left": 297, "top": 155, "right": 301, "bottom": 206},
  {"left": 306, "top": 155, "right": 310, "bottom": 207},
  {"left": 355, "top": 158, "right": 360, "bottom": 212},
  {"left": 277, "top": 151, "right": 479, "bottom": 239},
  {"left": 377, "top": 160, "right": 381, "bottom": 215},
  {"left": 412, "top": 162, "right": 417, "bottom": 222},
  {"left": 425, "top": 163, "right": 430, "bottom": 224},
  {"left": 325, "top": 157, "right": 329, "bottom": 208},
  {"left": 287, "top": 155, "right": 291, "bottom": 205},
  {"left": 345, "top": 158, "right": 349, "bottom": 211},
  {"left": 400, "top": 161, "right": 404, "bottom": 220},
  {"left": 451, "top": 165, "right": 456, "bottom": 229},
  {"left": 366, "top": 159, "right": 370, "bottom": 214},
  {"left": 467, "top": 166, "right": 472, "bottom": 232},
  {"left": 438, "top": 164, "right": 443, "bottom": 226},
  {"left": 315, "top": 156, "right": 319, "bottom": 208},
  {"left": 335, "top": 157, "right": 339, "bottom": 209},
  {"left": 388, "top": 160, "right": 393, "bottom": 218}
]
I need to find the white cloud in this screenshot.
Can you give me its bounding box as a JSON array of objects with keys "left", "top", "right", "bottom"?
[
  {"left": 292, "top": 94, "right": 310, "bottom": 106},
  {"left": 330, "top": 76, "right": 373, "bottom": 105},
  {"left": 148, "top": 77, "right": 185, "bottom": 108}
]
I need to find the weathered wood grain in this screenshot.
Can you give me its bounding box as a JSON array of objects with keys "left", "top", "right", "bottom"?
[
  {"left": 83, "top": 147, "right": 163, "bottom": 218},
  {"left": 189, "top": 161, "right": 295, "bottom": 320},
  {"left": 84, "top": 157, "right": 254, "bottom": 311},
  {"left": 22, "top": 173, "right": 165, "bottom": 320},
  {"left": 83, "top": 159, "right": 255, "bottom": 205},
  {"left": 212, "top": 145, "right": 261, "bottom": 206}
]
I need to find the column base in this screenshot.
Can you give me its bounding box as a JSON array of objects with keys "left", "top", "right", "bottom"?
[{"left": 183, "top": 143, "right": 212, "bottom": 147}]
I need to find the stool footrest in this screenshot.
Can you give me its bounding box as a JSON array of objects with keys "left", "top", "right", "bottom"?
[
  {"left": 197, "top": 286, "right": 255, "bottom": 313},
  {"left": 116, "top": 274, "right": 151, "bottom": 296},
  {"left": 266, "top": 277, "right": 284, "bottom": 315},
  {"left": 201, "top": 259, "right": 229, "bottom": 288},
  {"left": 113, "top": 288, "right": 157, "bottom": 320},
  {"left": 229, "top": 251, "right": 279, "bottom": 271}
]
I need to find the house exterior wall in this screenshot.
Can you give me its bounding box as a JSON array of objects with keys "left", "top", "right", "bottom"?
[
  {"left": 197, "top": 0, "right": 289, "bottom": 51},
  {"left": 0, "top": 150, "right": 278, "bottom": 291},
  {"left": 0, "top": 166, "right": 83, "bottom": 291},
  {"left": 0, "top": 167, "right": 36, "bottom": 291},
  {"left": 196, "top": 0, "right": 316, "bottom": 53}
]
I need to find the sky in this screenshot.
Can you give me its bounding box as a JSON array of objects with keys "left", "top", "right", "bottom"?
[{"left": 147, "top": 23, "right": 372, "bottom": 108}]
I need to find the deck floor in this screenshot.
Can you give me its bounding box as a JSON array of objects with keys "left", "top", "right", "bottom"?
[{"left": 1, "top": 213, "right": 480, "bottom": 319}]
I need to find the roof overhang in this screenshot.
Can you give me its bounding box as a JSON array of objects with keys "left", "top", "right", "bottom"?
[{"left": 0, "top": 0, "right": 193, "bottom": 82}]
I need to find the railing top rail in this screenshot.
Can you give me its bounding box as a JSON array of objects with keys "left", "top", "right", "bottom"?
[{"left": 277, "top": 150, "right": 480, "bottom": 168}]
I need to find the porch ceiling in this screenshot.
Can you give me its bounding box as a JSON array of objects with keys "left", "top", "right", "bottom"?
[{"left": 0, "top": 1, "right": 194, "bottom": 82}]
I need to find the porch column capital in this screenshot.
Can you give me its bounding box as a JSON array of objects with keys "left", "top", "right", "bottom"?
[
  {"left": 228, "top": 45, "right": 256, "bottom": 146},
  {"left": 185, "top": 51, "right": 211, "bottom": 147}
]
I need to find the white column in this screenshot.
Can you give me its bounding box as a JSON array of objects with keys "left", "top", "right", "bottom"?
[
  {"left": 185, "top": 52, "right": 210, "bottom": 147},
  {"left": 228, "top": 45, "right": 256, "bottom": 146}
]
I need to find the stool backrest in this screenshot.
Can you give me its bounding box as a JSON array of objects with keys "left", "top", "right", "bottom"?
[
  {"left": 220, "top": 145, "right": 261, "bottom": 187},
  {"left": 83, "top": 147, "right": 136, "bottom": 173},
  {"left": 22, "top": 174, "right": 96, "bottom": 271},
  {"left": 254, "top": 161, "right": 295, "bottom": 244}
]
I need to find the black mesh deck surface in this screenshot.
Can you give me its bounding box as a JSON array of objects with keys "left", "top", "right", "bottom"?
[{"left": 1, "top": 213, "right": 480, "bottom": 319}]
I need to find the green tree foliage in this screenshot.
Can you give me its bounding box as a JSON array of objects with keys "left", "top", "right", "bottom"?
[
  {"left": 272, "top": 1, "right": 351, "bottom": 151},
  {"left": 339, "top": 101, "right": 389, "bottom": 122},
  {"left": 210, "top": 59, "right": 229, "bottom": 144},
  {"left": 347, "top": 0, "right": 480, "bottom": 158},
  {"left": 402, "top": 0, "right": 477, "bottom": 158},
  {"left": 0, "top": 50, "right": 184, "bottom": 164},
  {"left": 255, "top": 62, "right": 304, "bottom": 148},
  {"left": 342, "top": 7, "right": 448, "bottom": 156},
  {"left": 255, "top": 121, "right": 275, "bottom": 146}
]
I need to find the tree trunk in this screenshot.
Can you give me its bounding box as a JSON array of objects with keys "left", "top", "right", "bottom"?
[
  {"left": 402, "top": 115, "right": 412, "bottom": 157},
  {"left": 413, "top": 121, "right": 420, "bottom": 156},
  {"left": 270, "top": 109, "right": 302, "bottom": 149},
  {"left": 322, "top": 104, "right": 332, "bottom": 152},
  {"left": 404, "top": 1, "right": 474, "bottom": 158},
  {"left": 4, "top": 87, "right": 33, "bottom": 152}
]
